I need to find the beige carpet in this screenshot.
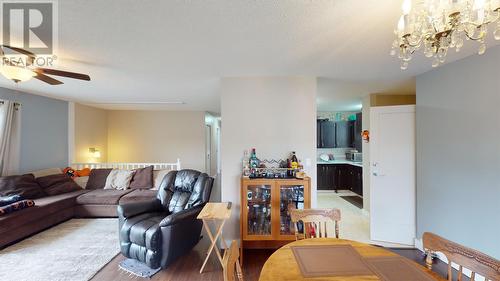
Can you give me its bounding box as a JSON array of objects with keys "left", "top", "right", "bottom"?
[{"left": 0, "top": 219, "right": 120, "bottom": 281}]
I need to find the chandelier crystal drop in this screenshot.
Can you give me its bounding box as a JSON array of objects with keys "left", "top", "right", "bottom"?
[{"left": 391, "top": 0, "right": 500, "bottom": 69}]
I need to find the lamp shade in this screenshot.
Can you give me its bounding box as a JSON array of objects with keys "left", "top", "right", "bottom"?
[{"left": 0, "top": 65, "right": 35, "bottom": 83}]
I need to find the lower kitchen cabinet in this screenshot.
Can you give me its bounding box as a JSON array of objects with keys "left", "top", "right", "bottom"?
[
  {"left": 317, "top": 164, "right": 336, "bottom": 190},
  {"left": 317, "top": 164, "right": 363, "bottom": 196},
  {"left": 351, "top": 166, "right": 363, "bottom": 196}
]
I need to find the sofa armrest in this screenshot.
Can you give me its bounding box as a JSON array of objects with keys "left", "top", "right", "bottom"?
[
  {"left": 159, "top": 204, "right": 204, "bottom": 227},
  {"left": 117, "top": 199, "right": 163, "bottom": 219}
]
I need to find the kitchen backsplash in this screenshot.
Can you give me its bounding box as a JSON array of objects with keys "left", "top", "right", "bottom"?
[
  {"left": 317, "top": 147, "right": 357, "bottom": 160},
  {"left": 317, "top": 111, "right": 360, "bottom": 121}
]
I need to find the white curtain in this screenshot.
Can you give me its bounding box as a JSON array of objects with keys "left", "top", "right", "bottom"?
[{"left": 0, "top": 100, "right": 21, "bottom": 176}]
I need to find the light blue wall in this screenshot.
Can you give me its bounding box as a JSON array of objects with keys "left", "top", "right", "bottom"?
[
  {"left": 416, "top": 45, "right": 500, "bottom": 258},
  {"left": 0, "top": 87, "right": 68, "bottom": 173}
]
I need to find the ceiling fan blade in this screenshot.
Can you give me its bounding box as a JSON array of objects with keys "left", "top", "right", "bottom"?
[
  {"left": 36, "top": 68, "right": 90, "bottom": 81},
  {"left": 34, "top": 73, "right": 63, "bottom": 85},
  {"left": 0, "top": 45, "right": 36, "bottom": 65},
  {"left": 1, "top": 45, "right": 36, "bottom": 61}
]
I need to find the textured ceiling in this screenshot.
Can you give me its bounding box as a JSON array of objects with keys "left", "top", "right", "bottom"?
[{"left": 0, "top": 0, "right": 498, "bottom": 112}]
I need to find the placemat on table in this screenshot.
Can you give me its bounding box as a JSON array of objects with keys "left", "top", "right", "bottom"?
[
  {"left": 291, "top": 244, "right": 374, "bottom": 278},
  {"left": 364, "top": 256, "right": 437, "bottom": 281}
]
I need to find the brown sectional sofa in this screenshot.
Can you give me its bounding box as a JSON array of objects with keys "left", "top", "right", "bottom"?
[{"left": 0, "top": 187, "right": 157, "bottom": 248}]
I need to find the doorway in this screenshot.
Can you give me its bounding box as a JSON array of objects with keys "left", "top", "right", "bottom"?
[{"left": 205, "top": 124, "right": 211, "bottom": 174}]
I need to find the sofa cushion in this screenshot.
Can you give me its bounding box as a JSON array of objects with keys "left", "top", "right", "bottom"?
[
  {"left": 152, "top": 169, "right": 172, "bottom": 190},
  {"left": 129, "top": 166, "right": 153, "bottom": 189},
  {"left": 86, "top": 168, "right": 113, "bottom": 189},
  {"left": 30, "top": 168, "right": 63, "bottom": 178},
  {"left": 37, "top": 174, "right": 82, "bottom": 196},
  {"left": 74, "top": 176, "right": 89, "bottom": 188},
  {"left": 76, "top": 189, "right": 133, "bottom": 205},
  {"left": 0, "top": 190, "right": 88, "bottom": 234},
  {"left": 0, "top": 174, "right": 44, "bottom": 199},
  {"left": 104, "top": 169, "right": 135, "bottom": 190},
  {"left": 119, "top": 189, "right": 157, "bottom": 204}
]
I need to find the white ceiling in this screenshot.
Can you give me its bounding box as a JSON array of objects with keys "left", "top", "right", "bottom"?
[{"left": 0, "top": 0, "right": 498, "bottom": 113}]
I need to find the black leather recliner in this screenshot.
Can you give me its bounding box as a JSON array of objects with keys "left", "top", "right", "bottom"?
[{"left": 117, "top": 169, "right": 213, "bottom": 269}]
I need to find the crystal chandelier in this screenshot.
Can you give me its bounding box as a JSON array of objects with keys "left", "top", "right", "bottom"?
[{"left": 391, "top": 0, "right": 500, "bottom": 69}]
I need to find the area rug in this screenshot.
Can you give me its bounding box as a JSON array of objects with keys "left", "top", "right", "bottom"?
[
  {"left": 340, "top": 195, "right": 363, "bottom": 209},
  {"left": 0, "top": 219, "right": 120, "bottom": 281},
  {"left": 119, "top": 258, "right": 161, "bottom": 278}
]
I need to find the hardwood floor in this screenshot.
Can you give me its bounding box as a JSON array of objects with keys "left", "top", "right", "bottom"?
[{"left": 92, "top": 237, "right": 455, "bottom": 281}]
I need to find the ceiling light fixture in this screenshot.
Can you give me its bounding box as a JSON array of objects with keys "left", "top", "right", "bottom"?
[
  {"left": 391, "top": 0, "right": 500, "bottom": 69},
  {"left": 0, "top": 65, "right": 36, "bottom": 83}
]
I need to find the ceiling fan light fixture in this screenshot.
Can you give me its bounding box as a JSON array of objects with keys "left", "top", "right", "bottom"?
[{"left": 0, "top": 65, "right": 35, "bottom": 83}]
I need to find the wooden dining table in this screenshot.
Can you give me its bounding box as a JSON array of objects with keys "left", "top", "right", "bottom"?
[{"left": 258, "top": 238, "right": 447, "bottom": 281}]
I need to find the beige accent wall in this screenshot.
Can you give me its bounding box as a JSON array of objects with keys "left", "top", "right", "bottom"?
[
  {"left": 74, "top": 103, "right": 108, "bottom": 163},
  {"left": 106, "top": 110, "right": 206, "bottom": 171},
  {"left": 370, "top": 94, "right": 416, "bottom": 106},
  {"left": 220, "top": 76, "right": 317, "bottom": 242}
]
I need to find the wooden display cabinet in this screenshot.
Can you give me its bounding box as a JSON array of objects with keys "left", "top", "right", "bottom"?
[{"left": 240, "top": 177, "right": 311, "bottom": 261}]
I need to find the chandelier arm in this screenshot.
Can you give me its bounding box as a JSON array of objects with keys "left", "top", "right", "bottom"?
[{"left": 463, "top": 26, "right": 486, "bottom": 41}]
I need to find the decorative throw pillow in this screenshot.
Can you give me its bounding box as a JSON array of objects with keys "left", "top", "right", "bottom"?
[
  {"left": 74, "top": 176, "right": 89, "bottom": 188},
  {"left": 129, "top": 166, "right": 154, "bottom": 189},
  {"left": 153, "top": 169, "right": 172, "bottom": 190},
  {"left": 36, "top": 174, "right": 82, "bottom": 196},
  {"left": 85, "top": 168, "right": 113, "bottom": 189},
  {"left": 104, "top": 169, "right": 135, "bottom": 190},
  {"left": 63, "top": 167, "right": 91, "bottom": 178},
  {"left": 0, "top": 174, "right": 45, "bottom": 199},
  {"left": 30, "top": 168, "right": 63, "bottom": 178}
]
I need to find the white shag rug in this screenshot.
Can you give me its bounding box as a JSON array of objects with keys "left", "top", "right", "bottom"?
[{"left": 0, "top": 219, "right": 120, "bottom": 281}]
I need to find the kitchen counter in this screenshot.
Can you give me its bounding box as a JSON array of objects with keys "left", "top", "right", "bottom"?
[{"left": 317, "top": 159, "right": 363, "bottom": 168}]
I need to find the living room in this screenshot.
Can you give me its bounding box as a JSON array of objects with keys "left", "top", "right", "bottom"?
[{"left": 0, "top": 1, "right": 499, "bottom": 281}]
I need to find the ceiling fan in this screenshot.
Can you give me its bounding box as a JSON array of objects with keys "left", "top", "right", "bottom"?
[{"left": 0, "top": 45, "right": 91, "bottom": 85}]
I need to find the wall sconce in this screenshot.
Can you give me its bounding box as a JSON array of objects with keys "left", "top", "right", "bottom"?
[{"left": 89, "top": 148, "right": 101, "bottom": 158}]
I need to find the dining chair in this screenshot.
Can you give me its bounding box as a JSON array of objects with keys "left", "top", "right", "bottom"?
[
  {"left": 290, "top": 208, "right": 341, "bottom": 240},
  {"left": 423, "top": 232, "right": 500, "bottom": 281},
  {"left": 223, "top": 240, "right": 244, "bottom": 281}
]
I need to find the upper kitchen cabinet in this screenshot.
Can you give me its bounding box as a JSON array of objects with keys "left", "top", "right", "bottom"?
[
  {"left": 317, "top": 113, "right": 362, "bottom": 149},
  {"left": 335, "top": 121, "right": 351, "bottom": 148},
  {"left": 353, "top": 112, "right": 362, "bottom": 152},
  {"left": 317, "top": 119, "right": 336, "bottom": 148}
]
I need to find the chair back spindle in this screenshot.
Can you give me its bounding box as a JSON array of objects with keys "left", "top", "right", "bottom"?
[{"left": 290, "top": 208, "right": 341, "bottom": 240}]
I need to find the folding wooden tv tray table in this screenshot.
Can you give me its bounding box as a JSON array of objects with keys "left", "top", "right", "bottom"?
[{"left": 197, "top": 202, "right": 232, "bottom": 273}]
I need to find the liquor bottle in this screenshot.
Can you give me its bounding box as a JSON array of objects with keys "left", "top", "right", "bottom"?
[
  {"left": 250, "top": 148, "right": 259, "bottom": 168},
  {"left": 287, "top": 158, "right": 292, "bottom": 177},
  {"left": 242, "top": 149, "right": 250, "bottom": 176},
  {"left": 291, "top": 151, "right": 298, "bottom": 169}
]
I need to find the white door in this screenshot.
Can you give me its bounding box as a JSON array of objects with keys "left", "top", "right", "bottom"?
[{"left": 370, "top": 105, "right": 415, "bottom": 245}]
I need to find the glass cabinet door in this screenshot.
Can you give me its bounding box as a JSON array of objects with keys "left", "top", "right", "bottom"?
[
  {"left": 245, "top": 184, "right": 272, "bottom": 237},
  {"left": 278, "top": 185, "right": 305, "bottom": 236}
]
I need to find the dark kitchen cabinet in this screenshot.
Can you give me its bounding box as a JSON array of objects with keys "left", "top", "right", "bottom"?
[
  {"left": 318, "top": 164, "right": 363, "bottom": 196},
  {"left": 335, "top": 121, "right": 351, "bottom": 148},
  {"left": 353, "top": 113, "right": 362, "bottom": 152},
  {"left": 317, "top": 119, "right": 354, "bottom": 148},
  {"left": 336, "top": 165, "right": 351, "bottom": 191},
  {"left": 317, "top": 164, "right": 336, "bottom": 190},
  {"left": 317, "top": 120, "right": 336, "bottom": 148},
  {"left": 351, "top": 166, "right": 363, "bottom": 196}
]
